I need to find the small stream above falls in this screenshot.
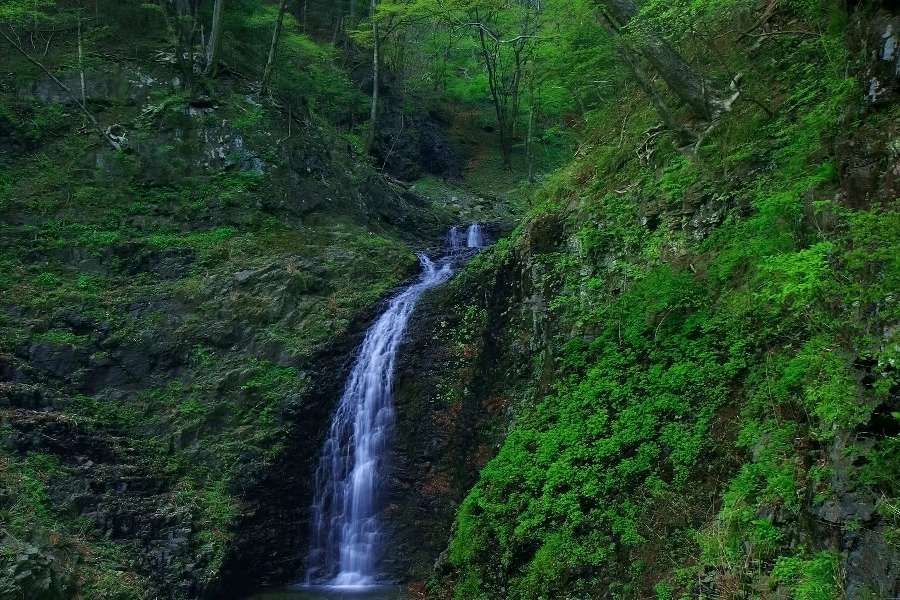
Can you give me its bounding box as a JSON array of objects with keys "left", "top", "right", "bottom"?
[{"left": 299, "top": 225, "right": 488, "bottom": 591}]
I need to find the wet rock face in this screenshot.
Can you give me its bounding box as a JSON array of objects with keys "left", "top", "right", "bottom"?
[
  {"left": 840, "top": 8, "right": 900, "bottom": 208},
  {"left": 210, "top": 320, "right": 374, "bottom": 599},
  {"left": 811, "top": 433, "right": 900, "bottom": 600},
  {"left": 835, "top": 111, "right": 899, "bottom": 209},
  {"left": 2, "top": 314, "right": 204, "bottom": 593},
  {"left": 861, "top": 13, "right": 900, "bottom": 106},
  {"left": 126, "top": 110, "right": 266, "bottom": 185},
  {"left": 17, "top": 67, "right": 267, "bottom": 183},
  {"left": 17, "top": 66, "right": 162, "bottom": 107},
  {"left": 28, "top": 343, "right": 88, "bottom": 380},
  {"left": 386, "top": 249, "right": 535, "bottom": 583},
  {"left": 0, "top": 240, "right": 377, "bottom": 597},
  {"left": 3, "top": 407, "right": 201, "bottom": 595},
  {"left": 845, "top": 526, "right": 900, "bottom": 599}
]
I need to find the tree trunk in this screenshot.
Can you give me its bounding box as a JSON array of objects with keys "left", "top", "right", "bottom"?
[
  {"left": 641, "top": 35, "right": 719, "bottom": 119},
  {"left": 526, "top": 103, "right": 534, "bottom": 182},
  {"left": 261, "top": 0, "right": 290, "bottom": 95},
  {"left": 473, "top": 19, "right": 510, "bottom": 170},
  {"left": 77, "top": 13, "right": 86, "bottom": 107},
  {"left": 331, "top": 14, "right": 342, "bottom": 46},
  {"left": 600, "top": 0, "right": 723, "bottom": 119},
  {"left": 365, "top": 0, "right": 379, "bottom": 153},
  {"left": 616, "top": 43, "right": 681, "bottom": 135},
  {"left": 173, "top": 0, "right": 200, "bottom": 91},
  {"left": 526, "top": 76, "right": 536, "bottom": 182},
  {"left": 204, "top": 0, "right": 225, "bottom": 76},
  {"left": 498, "top": 120, "right": 512, "bottom": 171}
]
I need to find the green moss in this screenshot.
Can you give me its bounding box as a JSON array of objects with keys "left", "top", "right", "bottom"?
[
  {"left": 34, "top": 328, "right": 88, "bottom": 346},
  {"left": 771, "top": 550, "right": 841, "bottom": 600}
]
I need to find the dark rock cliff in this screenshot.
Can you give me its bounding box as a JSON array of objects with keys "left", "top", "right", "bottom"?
[{"left": 386, "top": 231, "right": 546, "bottom": 585}]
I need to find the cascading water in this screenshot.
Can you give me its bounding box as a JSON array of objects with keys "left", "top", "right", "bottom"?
[
  {"left": 448, "top": 226, "right": 465, "bottom": 253},
  {"left": 305, "top": 227, "right": 487, "bottom": 588},
  {"left": 449, "top": 224, "right": 486, "bottom": 253},
  {"left": 466, "top": 223, "right": 486, "bottom": 249}
]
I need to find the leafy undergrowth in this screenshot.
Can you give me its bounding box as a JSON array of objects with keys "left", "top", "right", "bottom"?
[{"left": 436, "top": 3, "right": 898, "bottom": 599}]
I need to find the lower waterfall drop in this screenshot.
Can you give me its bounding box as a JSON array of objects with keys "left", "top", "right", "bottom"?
[
  {"left": 304, "top": 229, "right": 483, "bottom": 588},
  {"left": 466, "top": 223, "right": 486, "bottom": 248}
]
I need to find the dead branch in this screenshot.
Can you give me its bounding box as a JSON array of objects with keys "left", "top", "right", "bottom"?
[
  {"left": 0, "top": 28, "right": 121, "bottom": 151},
  {"left": 739, "top": 0, "right": 779, "bottom": 39}
]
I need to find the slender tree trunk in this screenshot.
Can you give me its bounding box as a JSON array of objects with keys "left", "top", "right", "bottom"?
[
  {"left": 616, "top": 43, "right": 681, "bottom": 135},
  {"left": 526, "top": 105, "right": 534, "bottom": 181},
  {"left": 205, "top": 0, "right": 225, "bottom": 76},
  {"left": 497, "top": 116, "right": 512, "bottom": 170},
  {"left": 474, "top": 22, "right": 511, "bottom": 169},
  {"left": 173, "top": 0, "right": 200, "bottom": 91},
  {"left": 526, "top": 77, "right": 536, "bottom": 183},
  {"left": 331, "top": 14, "right": 342, "bottom": 46},
  {"left": 261, "top": 0, "right": 289, "bottom": 95},
  {"left": 77, "top": 13, "right": 86, "bottom": 107},
  {"left": 365, "top": 0, "right": 379, "bottom": 153},
  {"left": 185, "top": 17, "right": 199, "bottom": 91},
  {"left": 344, "top": 0, "right": 357, "bottom": 56}
]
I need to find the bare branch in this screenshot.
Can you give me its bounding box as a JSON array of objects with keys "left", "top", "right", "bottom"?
[{"left": 0, "top": 27, "right": 121, "bottom": 151}]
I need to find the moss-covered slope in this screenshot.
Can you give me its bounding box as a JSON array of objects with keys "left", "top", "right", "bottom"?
[{"left": 428, "top": 3, "right": 899, "bottom": 599}]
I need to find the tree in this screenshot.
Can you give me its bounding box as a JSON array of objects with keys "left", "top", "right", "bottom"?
[
  {"left": 204, "top": 0, "right": 225, "bottom": 76},
  {"left": 0, "top": 2, "right": 120, "bottom": 149},
  {"left": 367, "top": 0, "right": 548, "bottom": 168},
  {"left": 365, "top": 0, "right": 379, "bottom": 153},
  {"left": 400, "top": 0, "right": 546, "bottom": 169},
  {"left": 261, "top": 0, "right": 290, "bottom": 95},
  {"left": 358, "top": 0, "right": 434, "bottom": 154},
  {"left": 171, "top": 0, "right": 202, "bottom": 91},
  {"left": 468, "top": 2, "right": 542, "bottom": 169}
]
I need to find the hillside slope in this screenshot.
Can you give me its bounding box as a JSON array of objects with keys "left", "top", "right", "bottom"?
[{"left": 415, "top": 3, "right": 900, "bottom": 599}]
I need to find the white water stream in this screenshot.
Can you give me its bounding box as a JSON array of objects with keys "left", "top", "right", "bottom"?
[{"left": 305, "top": 226, "right": 486, "bottom": 588}]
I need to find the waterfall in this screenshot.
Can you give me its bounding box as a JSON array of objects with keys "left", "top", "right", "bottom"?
[
  {"left": 305, "top": 242, "right": 458, "bottom": 588},
  {"left": 449, "top": 224, "right": 486, "bottom": 254},
  {"left": 466, "top": 223, "right": 486, "bottom": 249},
  {"left": 448, "top": 226, "right": 465, "bottom": 253}
]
